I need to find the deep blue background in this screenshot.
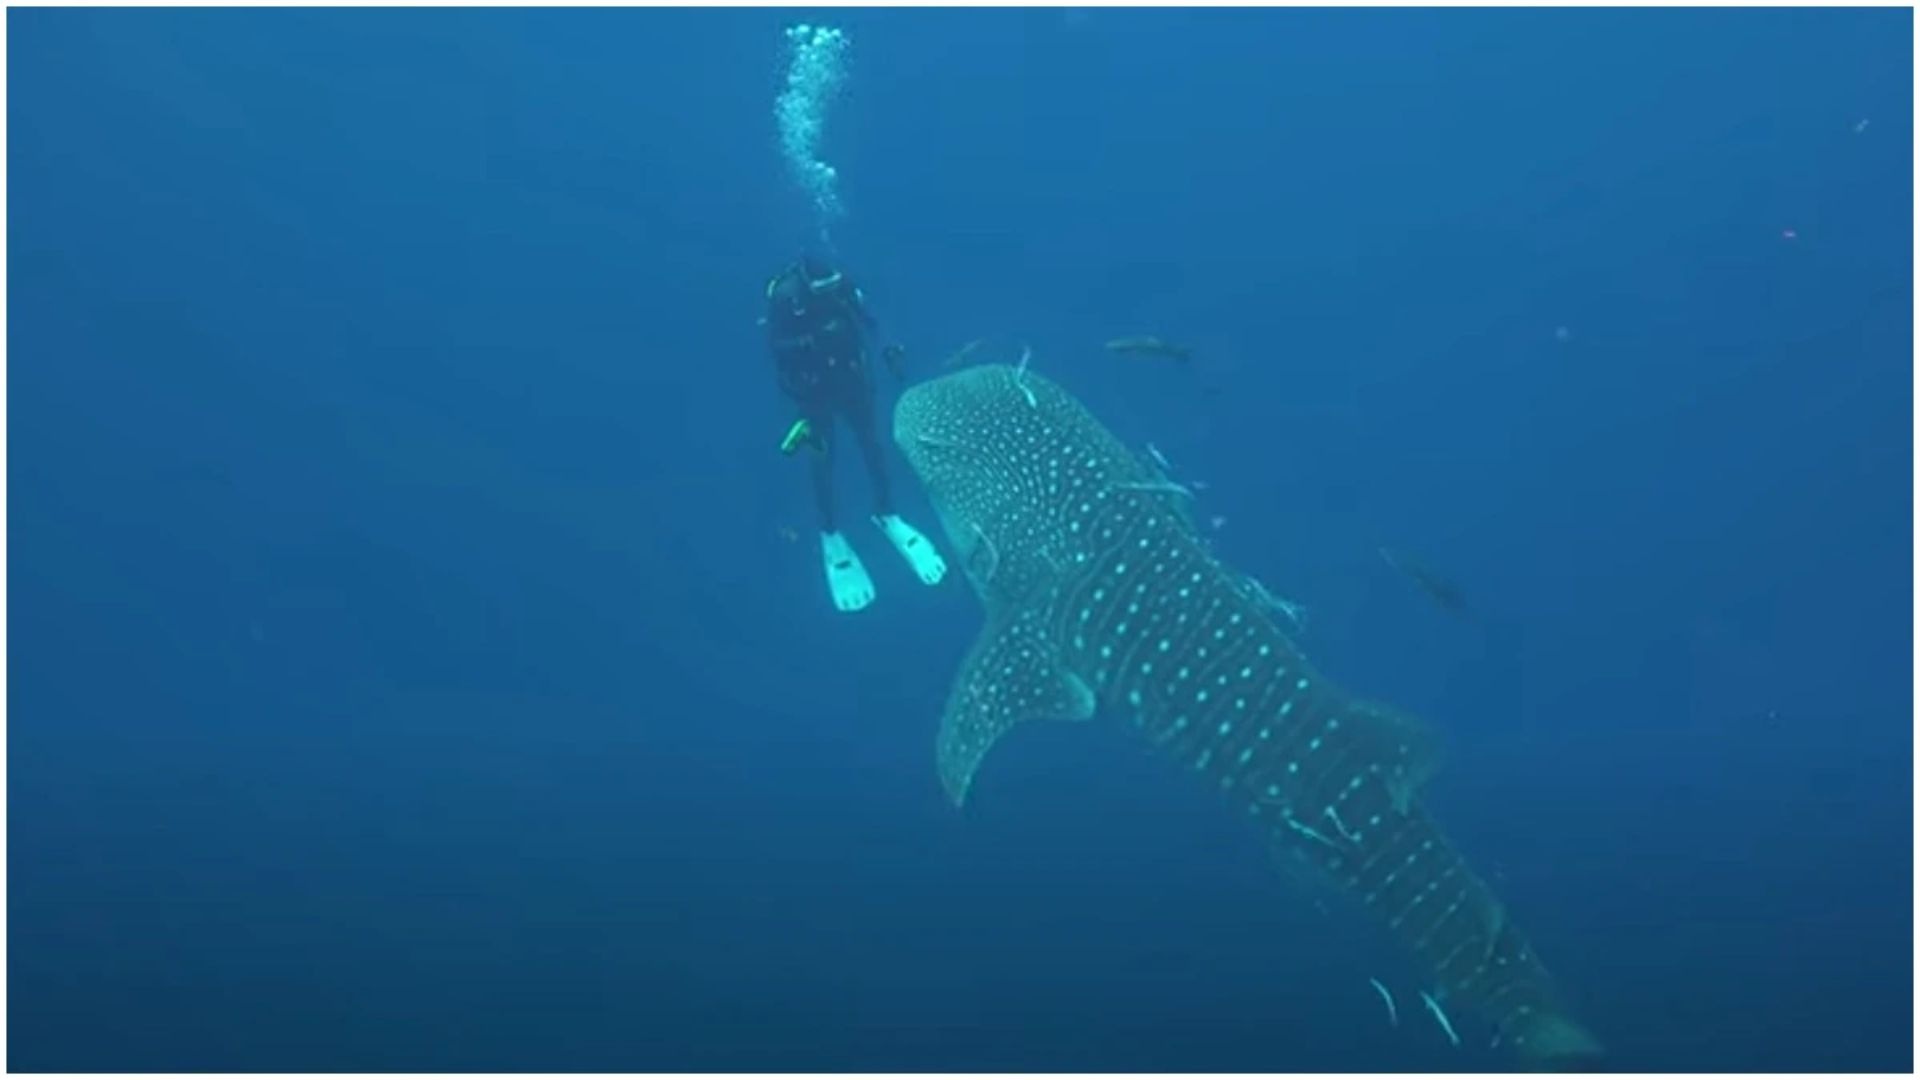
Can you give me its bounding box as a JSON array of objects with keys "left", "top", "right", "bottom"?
[{"left": 9, "top": 7, "right": 1911, "bottom": 1071}]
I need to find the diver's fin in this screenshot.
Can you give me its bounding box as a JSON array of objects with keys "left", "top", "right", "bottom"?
[
  {"left": 874, "top": 513, "right": 948, "bottom": 586},
  {"left": 821, "top": 531, "right": 876, "bottom": 613},
  {"left": 937, "top": 610, "right": 1094, "bottom": 805}
]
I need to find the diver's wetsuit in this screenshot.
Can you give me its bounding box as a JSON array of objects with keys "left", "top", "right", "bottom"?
[{"left": 767, "top": 259, "right": 893, "bottom": 531}]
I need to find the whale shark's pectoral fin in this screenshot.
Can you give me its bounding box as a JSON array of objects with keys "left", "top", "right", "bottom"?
[{"left": 936, "top": 610, "right": 1095, "bottom": 806}]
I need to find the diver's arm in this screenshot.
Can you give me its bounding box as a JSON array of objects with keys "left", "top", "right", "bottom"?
[
  {"left": 848, "top": 284, "right": 880, "bottom": 331},
  {"left": 842, "top": 283, "right": 905, "bottom": 378}
]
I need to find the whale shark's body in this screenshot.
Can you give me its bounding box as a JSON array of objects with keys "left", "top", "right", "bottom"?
[{"left": 894, "top": 364, "right": 1598, "bottom": 1066}]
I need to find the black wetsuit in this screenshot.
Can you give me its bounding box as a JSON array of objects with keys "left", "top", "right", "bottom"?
[{"left": 766, "top": 260, "right": 893, "bottom": 532}]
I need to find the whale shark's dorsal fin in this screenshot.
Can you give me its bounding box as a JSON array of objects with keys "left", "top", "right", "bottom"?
[{"left": 937, "top": 608, "right": 1095, "bottom": 806}]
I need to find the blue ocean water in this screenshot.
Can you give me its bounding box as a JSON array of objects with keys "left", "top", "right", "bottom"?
[{"left": 8, "top": 6, "right": 1911, "bottom": 1072}]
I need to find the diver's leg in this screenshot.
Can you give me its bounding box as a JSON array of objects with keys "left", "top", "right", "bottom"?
[
  {"left": 808, "top": 411, "right": 838, "bottom": 533},
  {"left": 845, "top": 389, "right": 895, "bottom": 516},
  {"left": 807, "top": 411, "right": 874, "bottom": 613},
  {"left": 850, "top": 391, "right": 948, "bottom": 588}
]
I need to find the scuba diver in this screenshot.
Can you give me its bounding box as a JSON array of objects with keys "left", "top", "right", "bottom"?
[{"left": 766, "top": 254, "right": 947, "bottom": 612}]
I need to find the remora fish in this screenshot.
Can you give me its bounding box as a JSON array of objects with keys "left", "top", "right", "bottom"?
[
  {"left": 894, "top": 364, "right": 1599, "bottom": 1066},
  {"left": 1104, "top": 335, "right": 1193, "bottom": 364},
  {"left": 943, "top": 337, "right": 990, "bottom": 370},
  {"left": 1379, "top": 546, "right": 1470, "bottom": 618}
]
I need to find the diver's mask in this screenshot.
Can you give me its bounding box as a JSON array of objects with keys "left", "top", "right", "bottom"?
[{"left": 798, "top": 255, "right": 842, "bottom": 294}]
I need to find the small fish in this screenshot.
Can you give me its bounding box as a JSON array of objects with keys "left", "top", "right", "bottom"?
[
  {"left": 1379, "top": 547, "right": 1468, "bottom": 618},
  {"left": 1112, "top": 479, "right": 1194, "bottom": 500},
  {"left": 1012, "top": 343, "right": 1037, "bottom": 408},
  {"left": 1105, "top": 335, "right": 1193, "bottom": 364},
  {"left": 1146, "top": 442, "right": 1174, "bottom": 472},
  {"left": 1854, "top": 117, "right": 1871, "bottom": 134},
  {"left": 776, "top": 524, "right": 800, "bottom": 544},
  {"left": 1420, "top": 990, "right": 1462, "bottom": 1048},
  {"left": 1369, "top": 977, "right": 1399, "bottom": 1027},
  {"left": 1240, "top": 574, "right": 1307, "bottom": 631},
  {"left": 943, "top": 338, "right": 989, "bottom": 369}
]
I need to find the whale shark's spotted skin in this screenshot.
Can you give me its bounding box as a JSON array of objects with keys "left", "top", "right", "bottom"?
[{"left": 895, "top": 364, "right": 1598, "bottom": 1065}]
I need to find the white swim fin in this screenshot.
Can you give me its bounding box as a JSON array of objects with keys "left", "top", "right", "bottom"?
[
  {"left": 875, "top": 513, "right": 948, "bottom": 586},
  {"left": 821, "top": 531, "right": 876, "bottom": 613}
]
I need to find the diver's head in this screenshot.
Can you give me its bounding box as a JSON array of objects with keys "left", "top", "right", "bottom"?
[
  {"left": 768, "top": 262, "right": 811, "bottom": 316},
  {"left": 769, "top": 253, "right": 844, "bottom": 319}
]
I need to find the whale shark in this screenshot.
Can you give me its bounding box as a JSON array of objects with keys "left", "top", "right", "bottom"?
[{"left": 894, "top": 363, "right": 1599, "bottom": 1066}]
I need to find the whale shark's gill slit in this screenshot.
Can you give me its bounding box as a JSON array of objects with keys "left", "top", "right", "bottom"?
[{"left": 893, "top": 364, "right": 1600, "bottom": 1066}]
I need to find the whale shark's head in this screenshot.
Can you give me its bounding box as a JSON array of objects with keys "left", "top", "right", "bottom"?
[
  {"left": 893, "top": 366, "right": 1027, "bottom": 588},
  {"left": 895, "top": 364, "right": 1151, "bottom": 611}
]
